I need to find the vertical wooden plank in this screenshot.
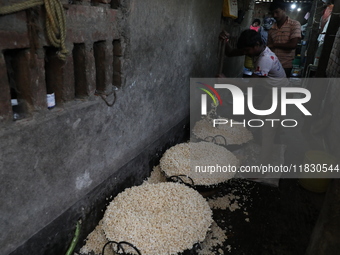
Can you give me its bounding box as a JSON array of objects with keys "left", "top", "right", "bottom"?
[
  {"left": 85, "top": 43, "right": 96, "bottom": 95},
  {"left": 28, "top": 50, "right": 47, "bottom": 110},
  {"left": 303, "top": 0, "right": 324, "bottom": 77},
  {"left": 112, "top": 39, "right": 122, "bottom": 88},
  {"left": 316, "top": 0, "right": 340, "bottom": 77},
  {"left": 73, "top": 43, "right": 88, "bottom": 98},
  {"left": 15, "top": 50, "right": 32, "bottom": 113},
  {"left": 94, "top": 41, "right": 106, "bottom": 92},
  {"left": 0, "top": 52, "right": 12, "bottom": 121},
  {"left": 61, "top": 45, "right": 75, "bottom": 102},
  {"left": 104, "top": 40, "right": 113, "bottom": 92}
]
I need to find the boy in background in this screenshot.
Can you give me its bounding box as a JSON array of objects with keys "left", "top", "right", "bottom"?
[{"left": 219, "top": 29, "right": 288, "bottom": 164}]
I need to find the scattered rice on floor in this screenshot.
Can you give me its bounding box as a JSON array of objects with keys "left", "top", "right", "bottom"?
[
  {"left": 218, "top": 248, "right": 224, "bottom": 254},
  {"left": 198, "top": 221, "right": 228, "bottom": 255},
  {"left": 208, "top": 194, "right": 240, "bottom": 212}
]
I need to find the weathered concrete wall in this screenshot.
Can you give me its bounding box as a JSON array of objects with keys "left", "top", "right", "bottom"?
[
  {"left": 221, "top": 0, "right": 255, "bottom": 78},
  {"left": 8, "top": 118, "right": 190, "bottom": 255},
  {"left": 0, "top": 0, "right": 224, "bottom": 254}
]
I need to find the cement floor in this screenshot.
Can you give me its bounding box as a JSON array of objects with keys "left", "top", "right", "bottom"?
[
  {"left": 189, "top": 178, "right": 323, "bottom": 255},
  {"left": 181, "top": 141, "right": 325, "bottom": 255},
  {"left": 184, "top": 92, "right": 328, "bottom": 254}
]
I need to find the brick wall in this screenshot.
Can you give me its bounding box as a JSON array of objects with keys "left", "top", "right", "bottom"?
[
  {"left": 0, "top": 1, "right": 225, "bottom": 254},
  {"left": 0, "top": 1, "right": 121, "bottom": 121}
]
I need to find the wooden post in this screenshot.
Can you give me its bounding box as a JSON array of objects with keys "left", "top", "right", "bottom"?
[
  {"left": 303, "top": 0, "right": 324, "bottom": 77},
  {"left": 0, "top": 52, "right": 12, "bottom": 121},
  {"left": 302, "top": 0, "right": 340, "bottom": 132},
  {"left": 316, "top": 0, "right": 340, "bottom": 77}
]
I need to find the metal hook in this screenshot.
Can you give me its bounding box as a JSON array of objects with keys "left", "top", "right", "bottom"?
[
  {"left": 102, "top": 241, "right": 142, "bottom": 255},
  {"left": 169, "top": 175, "right": 195, "bottom": 188}
]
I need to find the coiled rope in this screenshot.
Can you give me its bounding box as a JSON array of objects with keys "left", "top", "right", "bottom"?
[{"left": 0, "top": 0, "right": 68, "bottom": 60}]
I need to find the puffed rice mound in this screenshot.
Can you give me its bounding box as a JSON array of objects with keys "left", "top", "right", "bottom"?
[
  {"left": 160, "top": 142, "right": 239, "bottom": 186},
  {"left": 102, "top": 182, "right": 213, "bottom": 255},
  {"left": 192, "top": 118, "right": 253, "bottom": 145}
]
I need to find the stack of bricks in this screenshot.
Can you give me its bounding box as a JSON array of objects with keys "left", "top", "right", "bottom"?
[{"left": 0, "top": 0, "right": 122, "bottom": 121}]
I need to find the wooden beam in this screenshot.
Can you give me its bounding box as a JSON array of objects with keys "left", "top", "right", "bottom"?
[
  {"left": 316, "top": 1, "right": 340, "bottom": 77},
  {"left": 303, "top": 0, "right": 324, "bottom": 77}
]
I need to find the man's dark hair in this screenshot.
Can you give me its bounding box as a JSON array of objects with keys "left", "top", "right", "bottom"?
[
  {"left": 252, "top": 19, "right": 261, "bottom": 25},
  {"left": 237, "top": 29, "right": 263, "bottom": 49},
  {"left": 269, "top": 0, "right": 287, "bottom": 11}
]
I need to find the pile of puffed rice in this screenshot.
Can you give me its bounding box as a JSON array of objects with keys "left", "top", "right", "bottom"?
[
  {"left": 159, "top": 141, "right": 239, "bottom": 186},
  {"left": 99, "top": 182, "right": 213, "bottom": 255},
  {"left": 192, "top": 118, "right": 253, "bottom": 145},
  {"left": 79, "top": 140, "right": 241, "bottom": 255}
]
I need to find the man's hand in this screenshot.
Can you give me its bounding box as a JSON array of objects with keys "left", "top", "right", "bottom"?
[
  {"left": 219, "top": 30, "right": 230, "bottom": 42},
  {"left": 219, "top": 30, "right": 245, "bottom": 57}
]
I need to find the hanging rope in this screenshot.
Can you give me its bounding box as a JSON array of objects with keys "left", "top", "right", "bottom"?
[
  {"left": 0, "top": 0, "right": 68, "bottom": 61},
  {"left": 0, "top": 0, "right": 43, "bottom": 14}
]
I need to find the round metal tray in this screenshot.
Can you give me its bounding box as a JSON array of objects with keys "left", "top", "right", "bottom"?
[{"left": 167, "top": 175, "right": 224, "bottom": 198}]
